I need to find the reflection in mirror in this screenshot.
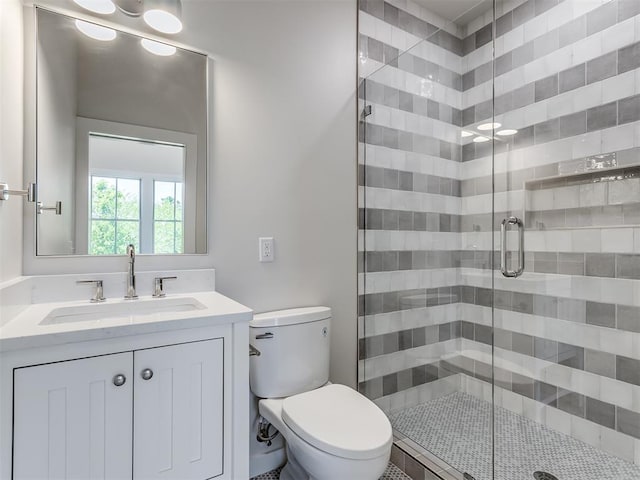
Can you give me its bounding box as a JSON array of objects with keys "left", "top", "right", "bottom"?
[
  {"left": 86, "top": 134, "right": 185, "bottom": 255},
  {"left": 35, "top": 7, "right": 207, "bottom": 256}
]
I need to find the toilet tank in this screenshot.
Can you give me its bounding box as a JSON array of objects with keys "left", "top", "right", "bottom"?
[{"left": 250, "top": 307, "right": 331, "bottom": 399}]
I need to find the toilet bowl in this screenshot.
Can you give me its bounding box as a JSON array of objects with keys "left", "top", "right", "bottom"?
[
  {"left": 249, "top": 307, "right": 392, "bottom": 479},
  {"left": 259, "top": 384, "right": 391, "bottom": 480}
]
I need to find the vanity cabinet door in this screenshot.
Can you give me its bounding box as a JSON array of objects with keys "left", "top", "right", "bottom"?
[
  {"left": 13, "top": 352, "right": 133, "bottom": 480},
  {"left": 133, "top": 339, "right": 224, "bottom": 480}
]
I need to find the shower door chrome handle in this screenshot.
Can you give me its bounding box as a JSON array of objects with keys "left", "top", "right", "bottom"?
[{"left": 500, "top": 216, "right": 524, "bottom": 278}]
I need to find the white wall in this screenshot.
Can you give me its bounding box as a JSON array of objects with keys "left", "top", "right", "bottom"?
[
  {"left": 182, "top": 1, "right": 358, "bottom": 387},
  {"left": 17, "top": 0, "right": 358, "bottom": 387},
  {"left": 0, "top": 0, "right": 24, "bottom": 283}
]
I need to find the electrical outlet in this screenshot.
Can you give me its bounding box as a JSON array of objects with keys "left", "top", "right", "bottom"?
[{"left": 259, "top": 237, "right": 274, "bottom": 262}]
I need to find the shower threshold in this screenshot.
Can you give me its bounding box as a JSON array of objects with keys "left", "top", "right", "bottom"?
[{"left": 389, "top": 392, "right": 640, "bottom": 480}]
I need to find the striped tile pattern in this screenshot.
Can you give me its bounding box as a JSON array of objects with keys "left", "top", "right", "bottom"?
[
  {"left": 358, "top": 0, "right": 640, "bottom": 469},
  {"left": 361, "top": 334, "right": 640, "bottom": 441}
]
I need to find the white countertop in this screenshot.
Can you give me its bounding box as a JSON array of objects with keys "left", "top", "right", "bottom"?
[{"left": 0, "top": 291, "right": 252, "bottom": 352}]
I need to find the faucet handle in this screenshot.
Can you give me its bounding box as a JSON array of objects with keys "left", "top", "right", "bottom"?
[
  {"left": 77, "top": 280, "right": 106, "bottom": 303},
  {"left": 152, "top": 276, "right": 177, "bottom": 298}
]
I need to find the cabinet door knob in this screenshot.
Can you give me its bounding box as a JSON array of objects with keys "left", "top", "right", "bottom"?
[
  {"left": 113, "top": 374, "right": 126, "bottom": 386},
  {"left": 141, "top": 368, "right": 154, "bottom": 380}
]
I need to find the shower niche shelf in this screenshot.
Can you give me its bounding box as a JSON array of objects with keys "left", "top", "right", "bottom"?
[{"left": 523, "top": 165, "right": 640, "bottom": 231}]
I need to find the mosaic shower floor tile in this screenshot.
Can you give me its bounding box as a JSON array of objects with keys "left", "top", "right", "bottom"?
[{"left": 389, "top": 392, "right": 640, "bottom": 480}]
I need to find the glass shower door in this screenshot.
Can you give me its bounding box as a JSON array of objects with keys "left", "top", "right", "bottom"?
[
  {"left": 491, "top": 0, "right": 640, "bottom": 478},
  {"left": 357, "top": 1, "right": 495, "bottom": 478},
  {"left": 360, "top": 0, "right": 640, "bottom": 479}
]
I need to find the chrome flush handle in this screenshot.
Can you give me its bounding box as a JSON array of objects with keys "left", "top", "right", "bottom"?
[{"left": 255, "top": 332, "right": 274, "bottom": 340}]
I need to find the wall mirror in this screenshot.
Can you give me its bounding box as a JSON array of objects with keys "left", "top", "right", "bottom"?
[{"left": 35, "top": 7, "right": 208, "bottom": 256}]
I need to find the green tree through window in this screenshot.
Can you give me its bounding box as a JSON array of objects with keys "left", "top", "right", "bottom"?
[
  {"left": 90, "top": 177, "right": 140, "bottom": 255},
  {"left": 154, "top": 181, "right": 184, "bottom": 254}
]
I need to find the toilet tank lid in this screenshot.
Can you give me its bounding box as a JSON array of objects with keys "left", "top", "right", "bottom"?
[{"left": 250, "top": 306, "right": 331, "bottom": 328}]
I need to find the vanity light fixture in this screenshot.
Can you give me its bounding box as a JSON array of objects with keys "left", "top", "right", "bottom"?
[
  {"left": 473, "top": 136, "right": 491, "bottom": 143},
  {"left": 113, "top": 0, "right": 144, "bottom": 16},
  {"left": 141, "top": 38, "right": 177, "bottom": 56},
  {"left": 143, "top": 0, "right": 183, "bottom": 34},
  {"left": 75, "top": 19, "right": 117, "bottom": 41},
  {"left": 73, "top": 0, "right": 116, "bottom": 15},
  {"left": 477, "top": 122, "right": 502, "bottom": 131},
  {"left": 76, "top": 0, "right": 184, "bottom": 35},
  {"left": 497, "top": 129, "right": 518, "bottom": 136}
]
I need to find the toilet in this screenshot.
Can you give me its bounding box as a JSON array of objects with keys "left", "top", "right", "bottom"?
[{"left": 250, "top": 307, "right": 392, "bottom": 480}]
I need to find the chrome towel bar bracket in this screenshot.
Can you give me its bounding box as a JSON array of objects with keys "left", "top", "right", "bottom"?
[{"left": 0, "top": 182, "right": 36, "bottom": 202}]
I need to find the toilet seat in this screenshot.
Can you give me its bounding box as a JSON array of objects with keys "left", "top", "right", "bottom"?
[{"left": 281, "top": 384, "right": 392, "bottom": 460}]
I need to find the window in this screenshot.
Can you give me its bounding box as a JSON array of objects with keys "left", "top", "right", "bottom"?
[
  {"left": 90, "top": 176, "right": 140, "bottom": 255},
  {"left": 85, "top": 132, "right": 186, "bottom": 255},
  {"left": 88, "top": 176, "right": 185, "bottom": 255},
  {"left": 154, "top": 181, "right": 184, "bottom": 254}
]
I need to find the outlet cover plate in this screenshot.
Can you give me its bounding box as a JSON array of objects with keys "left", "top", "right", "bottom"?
[{"left": 259, "top": 237, "right": 274, "bottom": 262}]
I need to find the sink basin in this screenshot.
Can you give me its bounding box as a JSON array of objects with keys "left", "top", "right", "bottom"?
[{"left": 40, "top": 297, "right": 207, "bottom": 325}]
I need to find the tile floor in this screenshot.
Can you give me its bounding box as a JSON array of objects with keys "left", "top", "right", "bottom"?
[
  {"left": 250, "top": 462, "right": 411, "bottom": 480},
  {"left": 390, "top": 392, "right": 640, "bottom": 480}
]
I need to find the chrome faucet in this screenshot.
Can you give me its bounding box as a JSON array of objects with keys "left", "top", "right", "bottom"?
[{"left": 124, "top": 244, "right": 138, "bottom": 300}]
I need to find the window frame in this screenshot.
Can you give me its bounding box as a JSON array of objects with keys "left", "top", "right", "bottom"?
[{"left": 74, "top": 117, "right": 197, "bottom": 255}]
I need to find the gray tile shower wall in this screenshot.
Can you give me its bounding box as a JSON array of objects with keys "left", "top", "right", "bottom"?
[
  {"left": 358, "top": 0, "right": 640, "bottom": 467},
  {"left": 361, "top": 320, "right": 640, "bottom": 441}
]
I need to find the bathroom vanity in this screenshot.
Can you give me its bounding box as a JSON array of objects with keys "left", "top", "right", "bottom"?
[
  {"left": 0, "top": 273, "right": 251, "bottom": 480},
  {"left": 1, "top": 4, "right": 249, "bottom": 479}
]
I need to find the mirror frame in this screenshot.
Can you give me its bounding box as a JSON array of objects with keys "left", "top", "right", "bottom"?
[{"left": 27, "top": 5, "right": 210, "bottom": 262}]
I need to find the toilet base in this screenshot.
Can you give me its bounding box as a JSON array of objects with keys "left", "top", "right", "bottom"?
[{"left": 280, "top": 445, "right": 312, "bottom": 480}]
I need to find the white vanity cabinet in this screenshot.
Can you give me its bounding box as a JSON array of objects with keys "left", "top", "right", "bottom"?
[
  {"left": 133, "top": 339, "right": 224, "bottom": 480},
  {"left": 0, "top": 290, "right": 251, "bottom": 480},
  {"left": 12, "top": 339, "right": 226, "bottom": 480},
  {"left": 13, "top": 352, "right": 134, "bottom": 480}
]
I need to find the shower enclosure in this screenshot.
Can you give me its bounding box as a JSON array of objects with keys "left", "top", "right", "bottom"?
[{"left": 357, "top": 1, "right": 640, "bottom": 479}]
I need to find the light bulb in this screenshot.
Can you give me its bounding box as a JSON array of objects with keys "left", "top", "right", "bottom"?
[
  {"left": 141, "top": 38, "right": 177, "bottom": 56},
  {"left": 473, "top": 136, "right": 490, "bottom": 143},
  {"left": 73, "top": 0, "right": 116, "bottom": 14},
  {"left": 143, "top": 9, "right": 182, "bottom": 34},
  {"left": 75, "top": 20, "right": 117, "bottom": 41},
  {"left": 477, "top": 122, "right": 502, "bottom": 131}
]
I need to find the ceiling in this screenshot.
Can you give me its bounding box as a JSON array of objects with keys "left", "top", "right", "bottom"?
[{"left": 413, "top": 0, "right": 494, "bottom": 26}]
